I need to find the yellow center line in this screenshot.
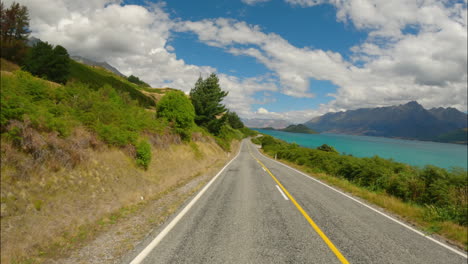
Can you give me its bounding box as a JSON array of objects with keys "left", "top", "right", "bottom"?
[{"left": 248, "top": 144, "right": 349, "bottom": 264}]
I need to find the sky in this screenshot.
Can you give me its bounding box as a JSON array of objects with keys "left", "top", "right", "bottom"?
[{"left": 5, "top": 0, "right": 467, "bottom": 123}]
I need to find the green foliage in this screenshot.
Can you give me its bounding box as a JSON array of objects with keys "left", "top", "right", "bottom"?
[
  {"left": 239, "top": 127, "right": 258, "bottom": 137},
  {"left": 136, "top": 140, "right": 152, "bottom": 169},
  {"left": 317, "top": 144, "right": 338, "bottom": 153},
  {"left": 0, "top": 1, "right": 30, "bottom": 63},
  {"left": 189, "top": 73, "right": 228, "bottom": 134},
  {"left": 127, "top": 74, "right": 150, "bottom": 87},
  {"left": 157, "top": 90, "right": 195, "bottom": 141},
  {"left": 215, "top": 124, "right": 243, "bottom": 151},
  {"left": 225, "top": 111, "right": 244, "bottom": 129},
  {"left": 68, "top": 60, "right": 155, "bottom": 107},
  {"left": 255, "top": 135, "right": 468, "bottom": 226},
  {"left": 22, "top": 41, "right": 70, "bottom": 84},
  {"left": 1, "top": 70, "right": 166, "bottom": 167}
]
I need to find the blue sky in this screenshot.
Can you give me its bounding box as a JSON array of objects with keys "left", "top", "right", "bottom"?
[
  {"left": 18, "top": 0, "right": 467, "bottom": 122},
  {"left": 134, "top": 0, "right": 367, "bottom": 113}
]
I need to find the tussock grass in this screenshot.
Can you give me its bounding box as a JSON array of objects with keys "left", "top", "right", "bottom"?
[{"left": 1, "top": 58, "right": 20, "bottom": 72}]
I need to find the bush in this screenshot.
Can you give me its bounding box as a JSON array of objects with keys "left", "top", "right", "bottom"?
[
  {"left": 317, "top": 144, "right": 339, "bottom": 153},
  {"left": 215, "top": 124, "right": 243, "bottom": 151},
  {"left": 157, "top": 91, "right": 195, "bottom": 141},
  {"left": 136, "top": 140, "right": 152, "bottom": 169}
]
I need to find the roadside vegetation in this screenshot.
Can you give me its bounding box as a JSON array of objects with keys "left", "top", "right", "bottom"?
[
  {"left": 1, "top": 2, "right": 258, "bottom": 262},
  {"left": 252, "top": 135, "right": 467, "bottom": 248}
]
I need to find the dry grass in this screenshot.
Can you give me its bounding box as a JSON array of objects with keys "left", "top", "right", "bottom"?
[
  {"left": 1, "top": 125, "right": 234, "bottom": 263},
  {"left": 0, "top": 58, "right": 20, "bottom": 72},
  {"left": 261, "top": 152, "right": 468, "bottom": 250}
]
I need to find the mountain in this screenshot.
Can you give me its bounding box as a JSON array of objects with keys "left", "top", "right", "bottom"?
[
  {"left": 71, "top": 55, "right": 125, "bottom": 77},
  {"left": 26, "top": 36, "right": 41, "bottom": 46},
  {"left": 254, "top": 124, "right": 317, "bottom": 134},
  {"left": 242, "top": 118, "right": 291, "bottom": 129},
  {"left": 305, "top": 101, "right": 467, "bottom": 143}
]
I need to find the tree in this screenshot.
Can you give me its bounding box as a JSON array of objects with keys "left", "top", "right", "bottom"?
[
  {"left": 49, "top": 45, "right": 70, "bottom": 84},
  {"left": 226, "top": 111, "right": 244, "bottom": 129},
  {"left": 128, "top": 74, "right": 150, "bottom": 87},
  {"left": 157, "top": 90, "right": 195, "bottom": 141},
  {"left": 22, "top": 41, "right": 70, "bottom": 84},
  {"left": 0, "top": 1, "right": 30, "bottom": 63},
  {"left": 189, "top": 73, "right": 228, "bottom": 134}
]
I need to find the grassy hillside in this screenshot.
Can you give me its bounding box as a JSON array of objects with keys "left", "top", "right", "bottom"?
[
  {"left": 0, "top": 58, "right": 254, "bottom": 263},
  {"left": 68, "top": 60, "right": 156, "bottom": 108}
]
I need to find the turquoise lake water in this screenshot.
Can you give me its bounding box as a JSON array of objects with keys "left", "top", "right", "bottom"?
[{"left": 254, "top": 129, "right": 468, "bottom": 169}]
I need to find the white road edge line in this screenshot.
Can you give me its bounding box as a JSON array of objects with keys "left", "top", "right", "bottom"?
[
  {"left": 262, "top": 167, "right": 266, "bottom": 172},
  {"left": 129, "top": 141, "right": 244, "bottom": 264},
  {"left": 275, "top": 185, "right": 289, "bottom": 200},
  {"left": 252, "top": 142, "right": 468, "bottom": 258}
]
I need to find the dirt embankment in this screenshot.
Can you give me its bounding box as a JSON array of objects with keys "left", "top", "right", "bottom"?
[{"left": 1, "top": 124, "right": 238, "bottom": 263}]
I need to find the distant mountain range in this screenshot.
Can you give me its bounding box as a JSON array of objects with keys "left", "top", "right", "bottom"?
[
  {"left": 71, "top": 55, "right": 125, "bottom": 77},
  {"left": 243, "top": 118, "right": 290, "bottom": 129},
  {"left": 304, "top": 101, "right": 467, "bottom": 144}
]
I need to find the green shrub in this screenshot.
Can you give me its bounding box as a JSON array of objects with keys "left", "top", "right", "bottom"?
[
  {"left": 136, "top": 140, "right": 152, "bottom": 169},
  {"left": 157, "top": 90, "right": 195, "bottom": 141},
  {"left": 317, "top": 144, "right": 339, "bottom": 153}
]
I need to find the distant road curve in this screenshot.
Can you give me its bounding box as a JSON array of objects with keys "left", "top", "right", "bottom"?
[{"left": 124, "top": 139, "right": 467, "bottom": 264}]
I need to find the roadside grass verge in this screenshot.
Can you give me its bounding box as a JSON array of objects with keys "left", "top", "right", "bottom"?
[{"left": 253, "top": 138, "right": 467, "bottom": 250}]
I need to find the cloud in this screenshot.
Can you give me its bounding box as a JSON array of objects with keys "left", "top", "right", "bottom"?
[
  {"left": 8, "top": 0, "right": 467, "bottom": 124},
  {"left": 178, "top": 1, "right": 467, "bottom": 118},
  {"left": 177, "top": 18, "right": 348, "bottom": 98},
  {"left": 257, "top": 107, "right": 269, "bottom": 114},
  {"left": 9, "top": 0, "right": 282, "bottom": 119}
]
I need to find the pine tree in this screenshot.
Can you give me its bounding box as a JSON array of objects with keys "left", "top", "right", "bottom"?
[
  {"left": 49, "top": 45, "right": 70, "bottom": 84},
  {"left": 189, "top": 73, "right": 228, "bottom": 134},
  {"left": 226, "top": 111, "right": 244, "bottom": 129}
]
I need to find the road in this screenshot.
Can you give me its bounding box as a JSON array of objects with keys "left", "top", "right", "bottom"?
[{"left": 125, "top": 139, "right": 467, "bottom": 264}]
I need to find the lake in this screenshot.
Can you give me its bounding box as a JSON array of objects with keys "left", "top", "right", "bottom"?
[{"left": 254, "top": 129, "right": 468, "bottom": 169}]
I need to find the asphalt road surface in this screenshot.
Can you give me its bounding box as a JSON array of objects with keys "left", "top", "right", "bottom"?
[{"left": 125, "top": 139, "right": 467, "bottom": 264}]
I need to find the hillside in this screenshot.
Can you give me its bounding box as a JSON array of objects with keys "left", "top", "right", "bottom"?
[
  {"left": 71, "top": 55, "right": 125, "bottom": 77},
  {"left": 305, "top": 101, "right": 467, "bottom": 143},
  {"left": 0, "top": 58, "right": 253, "bottom": 263},
  {"left": 280, "top": 124, "right": 317, "bottom": 134},
  {"left": 68, "top": 59, "right": 156, "bottom": 107}
]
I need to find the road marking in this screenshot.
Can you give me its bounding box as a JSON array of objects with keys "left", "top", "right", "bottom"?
[
  {"left": 275, "top": 185, "right": 289, "bottom": 200},
  {"left": 249, "top": 147, "right": 349, "bottom": 264},
  {"left": 250, "top": 142, "right": 468, "bottom": 259},
  {"left": 262, "top": 167, "right": 266, "bottom": 172},
  {"left": 129, "top": 142, "right": 244, "bottom": 264}
]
